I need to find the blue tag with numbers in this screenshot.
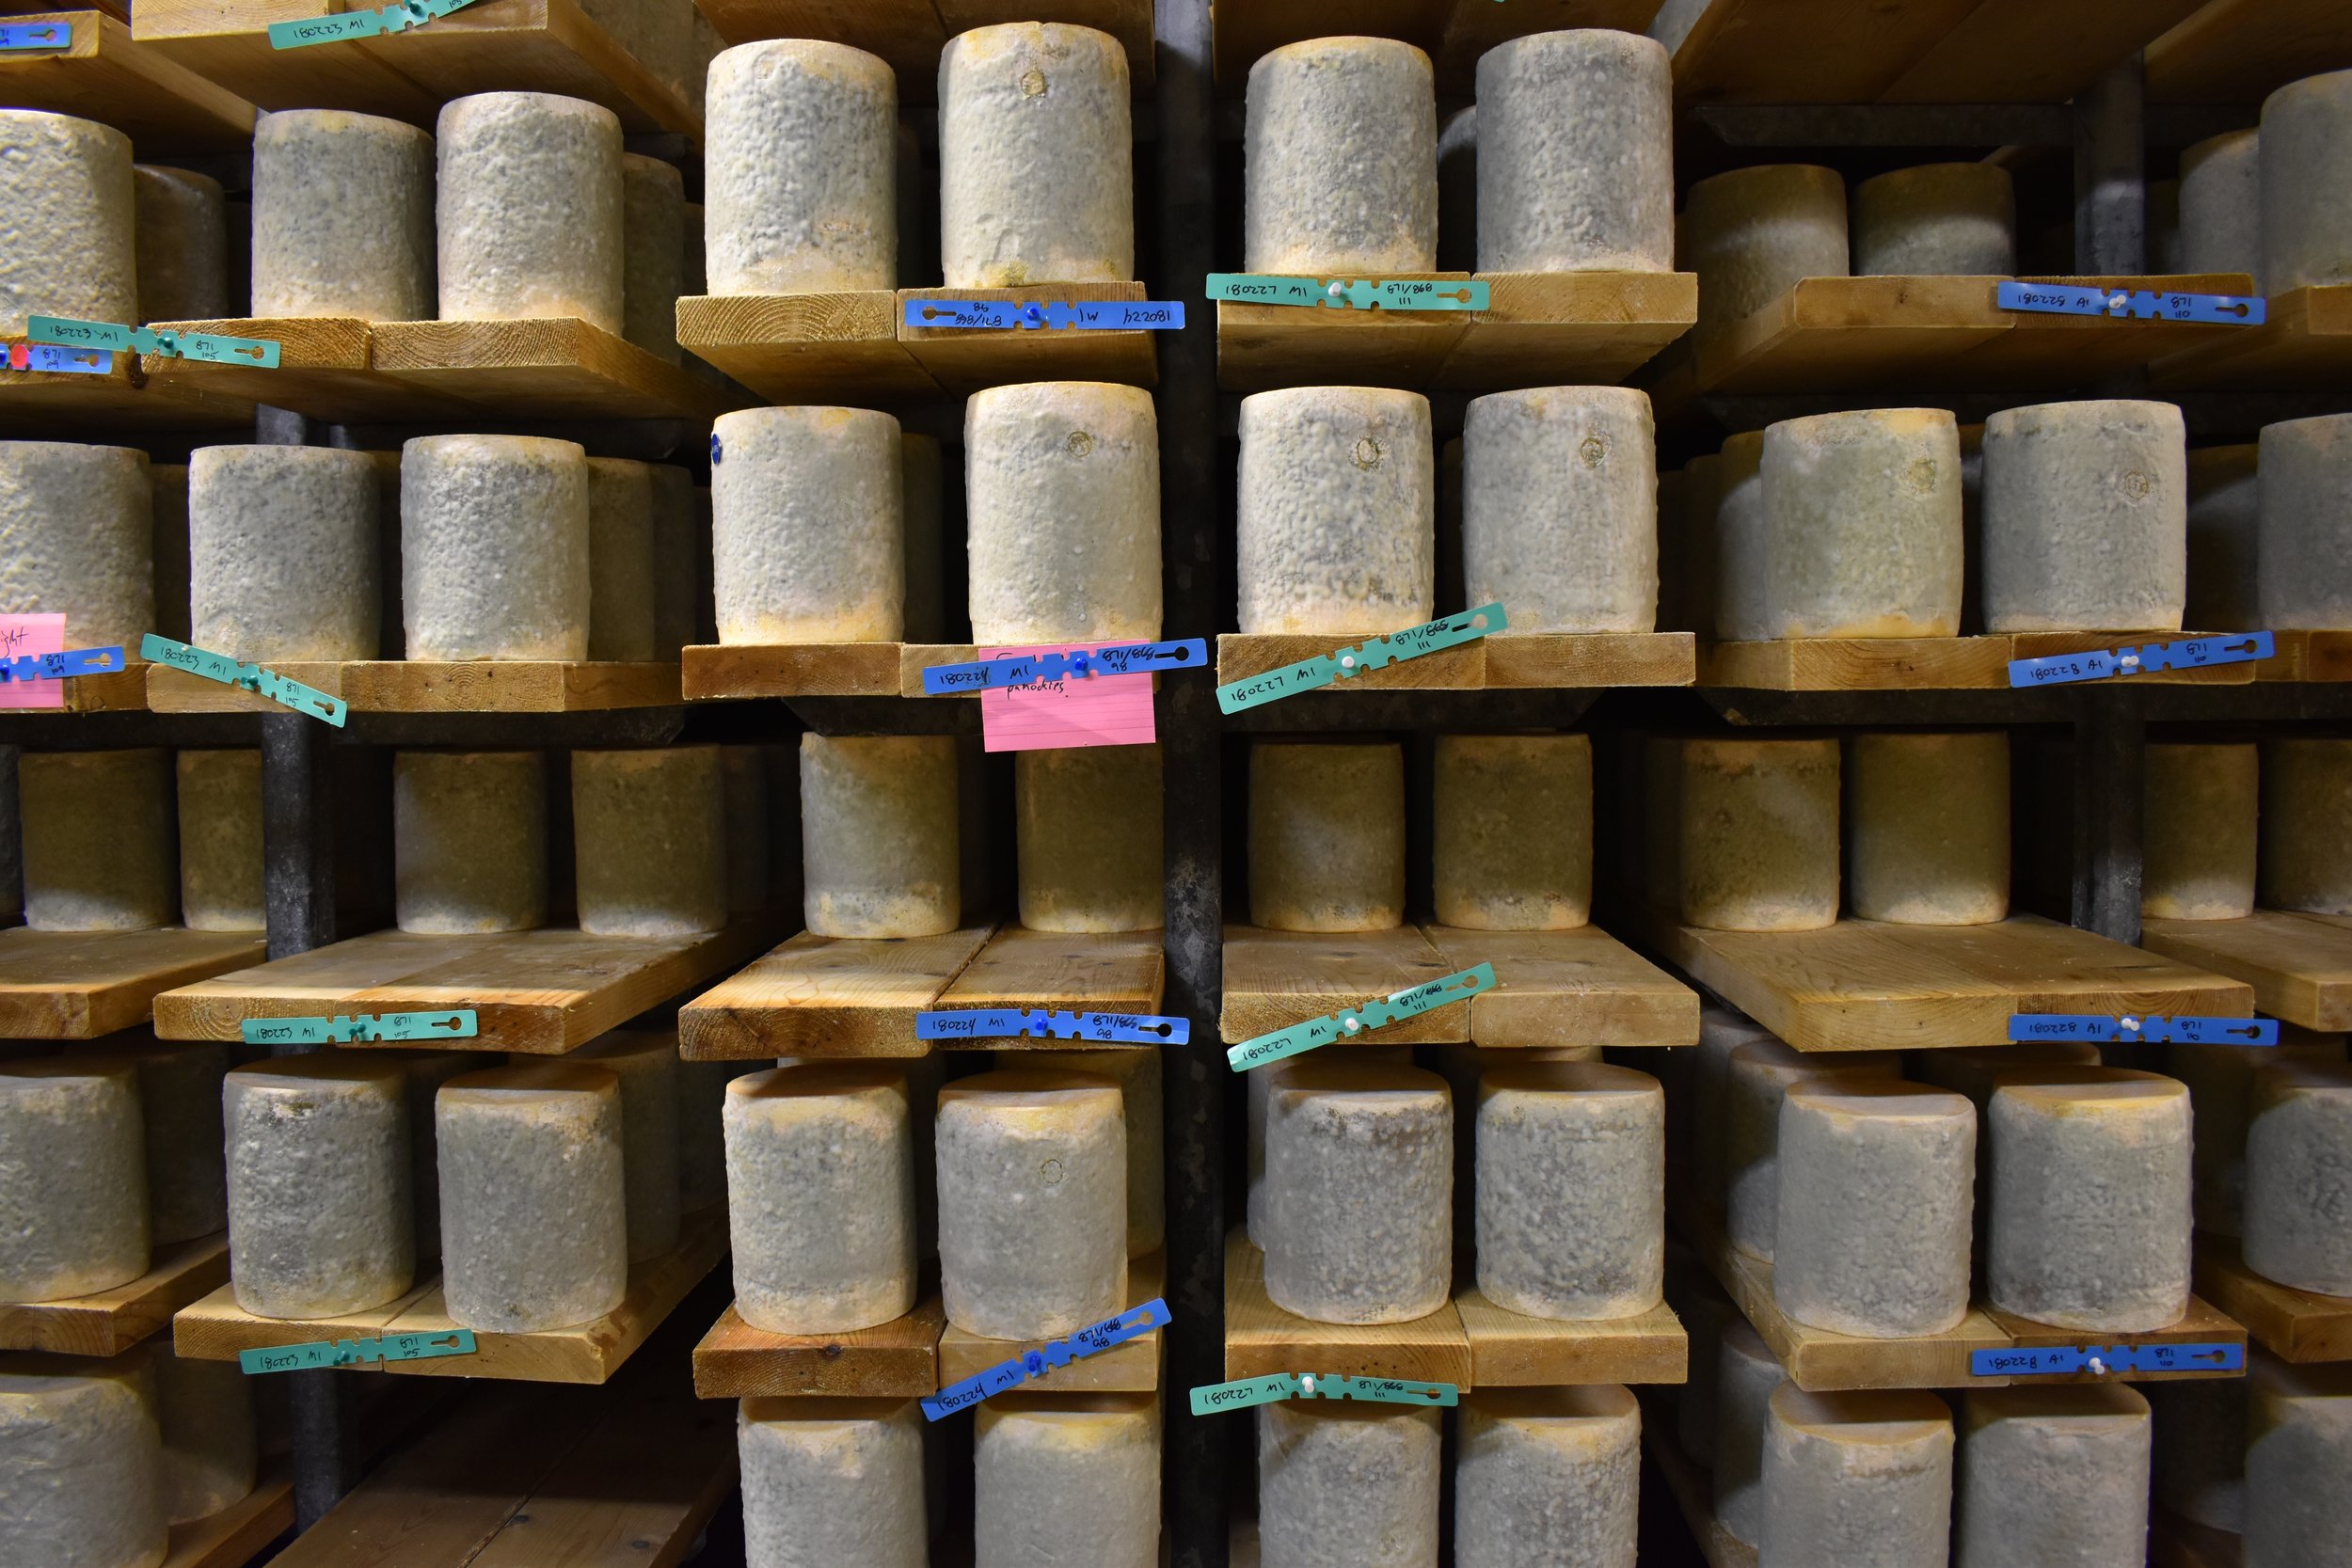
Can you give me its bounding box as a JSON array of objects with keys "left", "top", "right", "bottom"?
[
  {"left": 902, "top": 299, "right": 1185, "bottom": 330},
  {"left": 922, "top": 1298, "right": 1169, "bottom": 1420},
  {"left": 2008, "top": 1013, "right": 2278, "bottom": 1046},
  {"left": 0, "top": 21, "right": 71, "bottom": 49},
  {"left": 0, "top": 646, "right": 124, "bottom": 682},
  {"left": 917, "top": 1009, "right": 1188, "bottom": 1044},
  {"left": 1996, "top": 280, "right": 2265, "bottom": 325},
  {"left": 4, "top": 343, "right": 111, "bottom": 375},
  {"left": 1969, "top": 1340, "right": 2242, "bottom": 1378},
  {"left": 923, "top": 637, "right": 1207, "bottom": 695},
  {"left": 2008, "top": 631, "right": 2272, "bottom": 687}
]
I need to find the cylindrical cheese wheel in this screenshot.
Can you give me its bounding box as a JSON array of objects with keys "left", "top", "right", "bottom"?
[
  {"left": 1237, "top": 388, "right": 1434, "bottom": 635},
  {"left": 225, "top": 1055, "right": 413, "bottom": 1319},
  {"left": 0, "top": 1365, "right": 166, "bottom": 1568},
  {"left": 1774, "top": 1081, "right": 1976, "bottom": 1338},
  {"left": 397, "top": 1051, "right": 481, "bottom": 1260},
  {"left": 401, "top": 436, "right": 590, "bottom": 660},
  {"left": 1683, "top": 166, "right": 1847, "bottom": 341},
  {"left": 619, "top": 153, "right": 682, "bottom": 362},
  {"left": 0, "top": 441, "right": 153, "bottom": 651},
  {"left": 712, "top": 406, "right": 902, "bottom": 643},
  {"left": 739, "top": 1398, "right": 927, "bottom": 1568},
  {"left": 706, "top": 41, "right": 896, "bottom": 293},
  {"left": 649, "top": 464, "right": 697, "bottom": 659},
  {"left": 1476, "top": 1064, "right": 1661, "bottom": 1321},
  {"left": 250, "top": 110, "right": 436, "bottom": 320},
  {"left": 1713, "top": 1321, "right": 1785, "bottom": 1547},
  {"left": 392, "top": 751, "right": 548, "bottom": 933},
  {"left": 1711, "top": 430, "right": 1769, "bottom": 641},
  {"left": 2146, "top": 741, "right": 2258, "bottom": 919},
  {"left": 2187, "top": 444, "right": 2260, "bottom": 631},
  {"left": 110, "top": 1040, "right": 231, "bottom": 1245},
  {"left": 1454, "top": 1385, "right": 1641, "bottom": 1568},
  {"left": 2260, "top": 71, "right": 2352, "bottom": 293},
  {"left": 1259, "top": 1402, "right": 1440, "bottom": 1568},
  {"left": 940, "top": 24, "right": 1133, "bottom": 286},
  {"left": 1844, "top": 731, "right": 2010, "bottom": 926},
  {"left": 584, "top": 458, "right": 656, "bottom": 661},
  {"left": 725, "top": 1066, "right": 914, "bottom": 1332},
  {"left": 2149, "top": 1378, "right": 2247, "bottom": 1533},
  {"left": 1475, "top": 30, "right": 1672, "bottom": 274},
  {"left": 189, "top": 444, "right": 381, "bottom": 661},
  {"left": 143, "top": 1342, "right": 256, "bottom": 1525},
  {"left": 570, "top": 747, "right": 725, "bottom": 938},
  {"left": 1954, "top": 1385, "right": 2151, "bottom": 1568},
  {"left": 1463, "top": 387, "right": 1657, "bottom": 632},
  {"left": 1245, "top": 37, "right": 1434, "bottom": 274},
  {"left": 799, "top": 734, "right": 958, "bottom": 938},
  {"left": 1264, "top": 1061, "right": 1450, "bottom": 1324},
  {"left": 2258, "top": 414, "right": 2352, "bottom": 628},
  {"left": 437, "top": 1063, "right": 627, "bottom": 1332},
  {"left": 1015, "top": 747, "right": 1162, "bottom": 933},
  {"left": 1761, "top": 1386, "right": 1953, "bottom": 1568},
  {"left": 0, "top": 1060, "right": 148, "bottom": 1301},
  {"left": 0, "top": 111, "right": 135, "bottom": 336},
  {"left": 2180, "top": 129, "right": 2262, "bottom": 287},
  {"left": 976, "top": 1394, "right": 1160, "bottom": 1568},
  {"left": 2262, "top": 736, "right": 2352, "bottom": 913},
  {"left": 1677, "top": 737, "right": 1841, "bottom": 933},
  {"left": 572, "top": 1031, "right": 682, "bottom": 1262},
  {"left": 1761, "top": 409, "right": 1963, "bottom": 638},
  {"left": 1981, "top": 399, "right": 2187, "bottom": 632},
  {"left": 2245, "top": 1059, "right": 2352, "bottom": 1294},
  {"left": 1019, "top": 1049, "right": 1161, "bottom": 1258},
  {"left": 1246, "top": 1046, "right": 1410, "bottom": 1250},
  {"left": 1988, "top": 1069, "right": 2192, "bottom": 1332},
  {"left": 2244, "top": 1357, "right": 2352, "bottom": 1568},
  {"left": 1690, "top": 1005, "right": 1777, "bottom": 1210},
  {"left": 900, "top": 435, "right": 945, "bottom": 641},
  {"left": 2168, "top": 1037, "right": 2346, "bottom": 1240},
  {"left": 1248, "top": 741, "right": 1405, "bottom": 932},
  {"left": 437, "top": 93, "right": 623, "bottom": 332},
  {"left": 1724, "top": 1040, "right": 1899, "bottom": 1260},
  {"left": 965, "top": 383, "right": 1160, "bottom": 643},
  {"left": 132, "top": 166, "right": 229, "bottom": 323},
  {"left": 1851, "top": 164, "right": 2016, "bottom": 275},
  {"left": 20, "top": 750, "right": 175, "bottom": 933},
  {"left": 936, "top": 1069, "right": 1125, "bottom": 1338},
  {"left": 1433, "top": 734, "right": 1592, "bottom": 929}
]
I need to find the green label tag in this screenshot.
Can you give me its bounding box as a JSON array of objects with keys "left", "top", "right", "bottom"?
[
  {"left": 1217, "top": 604, "right": 1504, "bottom": 713},
  {"left": 1204, "top": 274, "right": 1490, "bottom": 311},
  {"left": 1187, "top": 1372, "right": 1458, "bottom": 1415},
  {"left": 242, "top": 1009, "right": 478, "bottom": 1045},
  {"left": 1228, "top": 963, "right": 1497, "bottom": 1071},
  {"left": 140, "top": 634, "right": 345, "bottom": 726},
  {"left": 25, "top": 316, "right": 281, "bottom": 368},
  {"left": 240, "top": 1330, "right": 475, "bottom": 1373}
]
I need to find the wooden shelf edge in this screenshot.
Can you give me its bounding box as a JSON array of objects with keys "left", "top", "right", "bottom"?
[{"left": 0, "top": 1231, "right": 230, "bottom": 1355}]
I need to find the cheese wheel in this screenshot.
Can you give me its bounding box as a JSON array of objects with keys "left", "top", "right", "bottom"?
[
  {"left": 190, "top": 444, "right": 381, "bottom": 661},
  {"left": 649, "top": 464, "right": 697, "bottom": 659},
  {"left": 437, "top": 93, "right": 623, "bottom": 333},
  {"left": 2258, "top": 414, "right": 2352, "bottom": 628},
  {"left": 1981, "top": 400, "right": 2188, "bottom": 633},
  {"left": 251, "top": 110, "right": 435, "bottom": 320},
  {"left": 619, "top": 153, "right": 682, "bottom": 362},
  {"left": 1258, "top": 1402, "right": 1440, "bottom": 1568},
  {"left": 0, "top": 1364, "right": 166, "bottom": 1568},
  {"left": 713, "top": 406, "right": 903, "bottom": 643},
  {"left": 1022, "top": 1049, "right": 1161, "bottom": 1257},
  {"left": 965, "top": 383, "right": 1160, "bottom": 643},
  {"left": 1987, "top": 1069, "right": 2192, "bottom": 1332},
  {"left": 437, "top": 1063, "right": 627, "bottom": 1332},
  {"left": 1476, "top": 30, "right": 1672, "bottom": 274},
  {"left": 1454, "top": 1385, "right": 1641, "bottom": 1568},
  {"left": 1954, "top": 1386, "right": 2151, "bottom": 1568},
  {"left": 2245, "top": 1357, "right": 2352, "bottom": 1568},
  {"left": 1710, "top": 431, "right": 1769, "bottom": 641},
  {"left": 1677, "top": 737, "right": 1842, "bottom": 933},
  {"left": 1463, "top": 387, "right": 1657, "bottom": 632},
  {"left": 106, "top": 1040, "right": 231, "bottom": 1246},
  {"left": 1724, "top": 1040, "right": 1899, "bottom": 1260},
  {"left": 151, "top": 463, "right": 190, "bottom": 644},
  {"left": 142, "top": 1342, "right": 255, "bottom": 1524},
  {"left": 676, "top": 1054, "right": 735, "bottom": 1212},
  {"left": 584, "top": 458, "right": 656, "bottom": 662},
  {"left": 1774, "top": 1081, "right": 1975, "bottom": 1338},
  {"left": 976, "top": 1394, "right": 1160, "bottom": 1568},
  {"left": 2260, "top": 71, "right": 2352, "bottom": 293},
  {"left": 1713, "top": 1321, "right": 1785, "bottom": 1547},
  {"left": 739, "top": 1398, "right": 927, "bottom": 1568},
  {"left": 1688, "top": 1005, "right": 1777, "bottom": 1209},
  {"left": 1844, "top": 731, "right": 2010, "bottom": 926},
  {"left": 2169, "top": 1037, "right": 2346, "bottom": 1239},
  {"left": 936, "top": 1069, "right": 1125, "bottom": 1338},
  {"left": 1263, "top": 1062, "right": 1450, "bottom": 1324},
  {"left": 20, "top": 750, "right": 175, "bottom": 933},
  {"left": 132, "top": 166, "right": 229, "bottom": 323},
  {"left": 571, "top": 1030, "right": 683, "bottom": 1262},
  {"left": 799, "top": 734, "right": 959, "bottom": 938},
  {"left": 396, "top": 1051, "right": 480, "bottom": 1260},
  {"left": 0, "top": 111, "right": 135, "bottom": 336},
  {"left": 1851, "top": 164, "right": 2015, "bottom": 275},
  {"left": 2180, "top": 129, "right": 2262, "bottom": 287},
  {"left": 1761, "top": 409, "right": 1963, "bottom": 638},
  {"left": 1760, "top": 1386, "right": 1953, "bottom": 1568},
  {"left": 2245, "top": 1060, "right": 2352, "bottom": 1293},
  {"left": 1433, "top": 734, "right": 1592, "bottom": 929},
  {"left": 2145, "top": 742, "right": 2258, "bottom": 919},
  {"left": 392, "top": 751, "right": 548, "bottom": 934},
  {"left": 1245, "top": 38, "right": 1436, "bottom": 274},
  {"left": 167, "top": 750, "right": 260, "bottom": 934},
  {"left": 1014, "top": 747, "right": 1162, "bottom": 933},
  {"left": 707, "top": 41, "right": 896, "bottom": 293},
  {"left": 1245, "top": 1046, "right": 1409, "bottom": 1249},
  {"left": 1683, "top": 166, "right": 1847, "bottom": 341},
  {"left": 2147, "top": 1378, "right": 2246, "bottom": 1533},
  {"left": 1237, "top": 388, "right": 1434, "bottom": 635},
  {"left": 1476, "top": 1064, "right": 1662, "bottom": 1321},
  {"left": 401, "top": 435, "right": 590, "bottom": 660},
  {"left": 0, "top": 441, "right": 153, "bottom": 652},
  {"left": 226, "top": 1055, "right": 413, "bottom": 1319},
  {"left": 2186, "top": 444, "right": 2260, "bottom": 631},
  {"left": 571, "top": 747, "right": 725, "bottom": 938},
  {"left": 2261, "top": 736, "right": 2352, "bottom": 913},
  {"left": 941, "top": 24, "right": 1133, "bottom": 286},
  {"left": 1248, "top": 740, "right": 1406, "bottom": 932},
  {"left": 0, "top": 1060, "right": 148, "bottom": 1301},
  {"left": 724, "top": 1066, "right": 914, "bottom": 1332}
]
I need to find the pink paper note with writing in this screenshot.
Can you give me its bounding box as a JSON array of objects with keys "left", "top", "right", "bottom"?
[
  {"left": 0, "top": 613, "right": 67, "bottom": 710},
  {"left": 978, "top": 641, "right": 1157, "bottom": 752}
]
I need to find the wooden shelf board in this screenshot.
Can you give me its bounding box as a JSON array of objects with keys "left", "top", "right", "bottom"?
[
  {"left": 164, "top": 1463, "right": 294, "bottom": 1568},
  {"left": 1628, "top": 908, "right": 2253, "bottom": 1053},
  {"left": 2155, "top": 284, "right": 2352, "bottom": 390},
  {"left": 0, "top": 11, "right": 256, "bottom": 150},
  {"left": 1422, "top": 924, "right": 1699, "bottom": 1050},
  {"left": 2141, "top": 911, "right": 2352, "bottom": 1033},
  {"left": 177, "top": 1210, "right": 727, "bottom": 1385},
  {"left": 934, "top": 925, "right": 1165, "bottom": 1026},
  {"left": 678, "top": 924, "right": 997, "bottom": 1060},
  {"left": 143, "top": 316, "right": 478, "bottom": 424},
  {"left": 2150, "top": 0, "right": 2352, "bottom": 105},
  {"left": 1645, "top": 1418, "right": 1756, "bottom": 1568},
  {"left": 900, "top": 282, "right": 1159, "bottom": 393},
  {"left": 1216, "top": 272, "right": 1471, "bottom": 392},
  {"left": 682, "top": 641, "right": 905, "bottom": 700},
  {"left": 691, "top": 1296, "right": 946, "bottom": 1399},
  {"left": 1482, "top": 631, "right": 1696, "bottom": 689},
  {"left": 937, "top": 1253, "right": 1166, "bottom": 1393},
  {"left": 148, "top": 659, "right": 682, "bottom": 714},
  {"left": 1220, "top": 925, "right": 1470, "bottom": 1045},
  {"left": 2256, "top": 629, "right": 2352, "bottom": 684},
  {"left": 697, "top": 0, "right": 1154, "bottom": 94},
  {"left": 371, "top": 317, "right": 742, "bottom": 421},
  {"left": 2151, "top": 1509, "right": 2245, "bottom": 1568},
  {"left": 2193, "top": 1239, "right": 2352, "bottom": 1364},
  {"left": 1454, "top": 1287, "right": 1686, "bottom": 1386},
  {"left": 1216, "top": 632, "right": 1485, "bottom": 691},
  {"left": 0, "top": 1232, "right": 230, "bottom": 1355},
  {"left": 0, "top": 926, "right": 266, "bottom": 1038},
  {"left": 153, "top": 920, "right": 779, "bottom": 1055},
  {"left": 131, "top": 0, "right": 447, "bottom": 122},
  {"left": 675, "top": 292, "right": 940, "bottom": 404},
  {"left": 0, "top": 663, "right": 149, "bottom": 715},
  {"left": 0, "top": 336, "right": 255, "bottom": 435},
  {"left": 1224, "top": 1233, "right": 1472, "bottom": 1386},
  {"left": 1702, "top": 630, "right": 2265, "bottom": 690}
]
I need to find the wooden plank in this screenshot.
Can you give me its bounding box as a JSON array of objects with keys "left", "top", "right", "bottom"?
[
  {"left": 1669, "top": 0, "right": 1980, "bottom": 104},
  {"left": 0, "top": 1232, "right": 230, "bottom": 1356},
  {"left": 938, "top": 1253, "right": 1165, "bottom": 1392},
  {"left": 1224, "top": 1232, "right": 1471, "bottom": 1386},
  {"left": 1216, "top": 274, "right": 1475, "bottom": 393},
  {"left": 1954, "top": 274, "right": 2260, "bottom": 385},
  {"left": 933, "top": 926, "right": 1166, "bottom": 1024},
  {"left": 1220, "top": 925, "right": 1470, "bottom": 1045},
  {"left": 13, "top": 663, "right": 151, "bottom": 714},
  {"left": 2154, "top": 285, "right": 2352, "bottom": 391},
  {"left": 149, "top": 660, "right": 682, "bottom": 714},
  {"left": 1480, "top": 632, "right": 1695, "bottom": 689},
  {"left": 163, "top": 1463, "right": 294, "bottom": 1568},
  {"left": 2142, "top": 911, "right": 2352, "bottom": 1032},
  {"left": 0, "top": 12, "right": 256, "bottom": 152},
  {"left": 2193, "top": 1239, "right": 2352, "bottom": 1365},
  {"left": 359, "top": 0, "right": 701, "bottom": 138},
  {"left": 1433, "top": 271, "right": 1696, "bottom": 390},
  {"left": 2008, "top": 630, "right": 2259, "bottom": 686},
  {"left": 0, "top": 927, "right": 267, "bottom": 1038},
  {"left": 2148, "top": 0, "right": 2352, "bottom": 105},
  {"left": 1645, "top": 1417, "right": 1756, "bottom": 1568},
  {"left": 680, "top": 641, "right": 904, "bottom": 700},
  {"left": 1699, "top": 636, "right": 2013, "bottom": 691},
  {"left": 131, "top": 0, "right": 450, "bottom": 123},
  {"left": 0, "top": 336, "right": 254, "bottom": 436},
  {"left": 1981, "top": 1293, "right": 2248, "bottom": 1380},
  {"left": 178, "top": 1279, "right": 431, "bottom": 1366},
  {"left": 677, "top": 925, "right": 997, "bottom": 1059},
  {"left": 1454, "top": 1287, "right": 1686, "bottom": 1386},
  {"left": 371, "top": 318, "right": 742, "bottom": 422},
  {"left": 1422, "top": 924, "right": 1698, "bottom": 1049},
  {"left": 143, "top": 317, "right": 485, "bottom": 424},
  {"left": 1879, "top": 0, "right": 2208, "bottom": 103},
  {"left": 900, "top": 282, "right": 1160, "bottom": 393},
  {"left": 459, "top": 1386, "right": 737, "bottom": 1568},
  {"left": 154, "top": 921, "right": 779, "bottom": 1054},
  {"left": 691, "top": 1297, "right": 945, "bottom": 1399},
  {"left": 2256, "top": 630, "right": 2352, "bottom": 685},
  {"left": 674, "top": 293, "right": 940, "bottom": 404},
  {"left": 1216, "top": 633, "right": 1486, "bottom": 690}
]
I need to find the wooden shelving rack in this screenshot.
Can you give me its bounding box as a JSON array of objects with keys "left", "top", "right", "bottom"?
[{"left": 0, "top": 927, "right": 267, "bottom": 1037}]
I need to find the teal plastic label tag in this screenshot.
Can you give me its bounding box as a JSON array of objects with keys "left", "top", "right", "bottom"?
[
  {"left": 140, "top": 634, "right": 346, "bottom": 726},
  {"left": 1205, "top": 274, "right": 1490, "bottom": 311},
  {"left": 1188, "top": 1372, "right": 1458, "bottom": 1415},
  {"left": 1217, "top": 604, "right": 1505, "bottom": 713},
  {"left": 268, "top": 0, "right": 478, "bottom": 47},
  {"left": 27, "top": 316, "right": 281, "bottom": 368},
  {"left": 1227, "top": 963, "right": 1497, "bottom": 1072},
  {"left": 242, "top": 1009, "right": 478, "bottom": 1046},
  {"left": 240, "top": 1330, "right": 475, "bottom": 1373}
]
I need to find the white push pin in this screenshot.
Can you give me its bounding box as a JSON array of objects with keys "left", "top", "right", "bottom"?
[{"left": 1298, "top": 1372, "right": 1318, "bottom": 1396}]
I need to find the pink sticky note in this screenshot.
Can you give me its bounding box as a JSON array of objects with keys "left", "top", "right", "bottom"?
[
  {"left": 978, "top": 642, "right": 1157, "bottom": 752},
  {"left": 0, "top": 613, "right": 68, "bottom": 710}
]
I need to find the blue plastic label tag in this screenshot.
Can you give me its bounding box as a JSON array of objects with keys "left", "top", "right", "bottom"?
[
  {"left": 1228, "top": 963, "right": 1496, "bottom": 1072},
  {"left": 4, "top": 342, "right": 111, "bottom": 374},
  {"left": 921, "top": 1297, "right": 1170, "bottom": 1420},
  {"left": 140, "top": 634, "right": 346, "bottom": 726},
  {"left": 916, "top": 1008, "right": 1190, "bottom": 1044},
  {"left": 1216, "top": 604, "right": 1504, "bottom": 713},
  {"left": 923, "top": 637, "right": 1207, "bottom": 695},
  {"left": 267, "top": 0, "right": 478, "bottom": 46},
  {"left": 902, "top": 299, "right": 1185, "bottom": 330},
  {"left": 1996, "top": 280, "right": 2265, "bottom": 325},
  {"left": 0, "top": 21, "right": 72, "bottom": 49},
  {"left": 2008, "top": 1013, "right": 2278, "bottom": 1046},
  {"left": 0, "top": 646, "right": 124, "bottom": 682},
  {"left": 1205, "top": 274, "right": 1490, "bottom": 311},
  {"left": 26, "top": 315, "right": 281, "bottom": 368},
  {"left": 1186, "top": 1372, "right": 1458, "bottom": 1416},
  {"left": 2008, "top": 631, "right": 2272, "bottom": 688},
  {"left": 240, "top": 1329, "right": 476, "bottom": 1373},
  {"left": 241, "top": 1009, "right": 478, "bottom": 1046},
  {"left": 1969, "top": 1340, "right": 2242, "bottom": 1378}
]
